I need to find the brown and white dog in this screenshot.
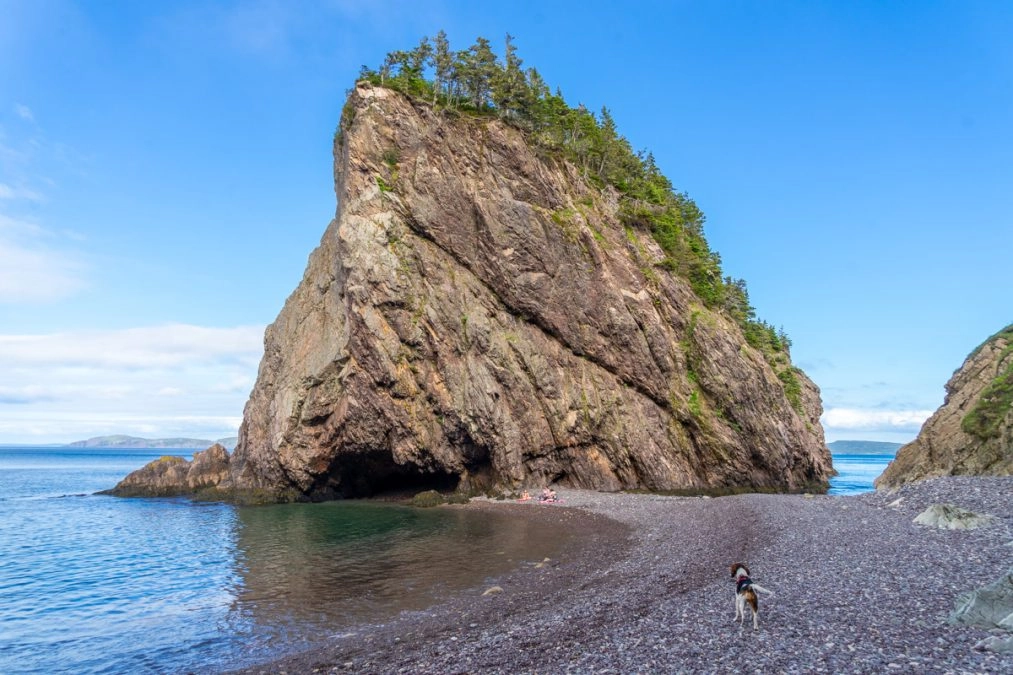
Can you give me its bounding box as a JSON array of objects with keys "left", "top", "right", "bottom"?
[{"left": 730, "top": 563, "right": 774, "bottom": 630}]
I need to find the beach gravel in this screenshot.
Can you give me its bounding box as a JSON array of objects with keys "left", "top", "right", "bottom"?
[{"left": 233, "top": 477, "right": 1013, "bottom": 674}]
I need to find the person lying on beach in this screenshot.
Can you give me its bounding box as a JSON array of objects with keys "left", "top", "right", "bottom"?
[{"left": 538, "top": 488, "right": 559, "bottom": 503}]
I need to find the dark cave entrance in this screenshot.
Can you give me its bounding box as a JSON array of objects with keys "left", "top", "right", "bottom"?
[
  {"left": 307, "top": 448, "right": 460, "bottom": 500},
  {"left": 306, "top": 435, "right": 495, "bottom": 501}
]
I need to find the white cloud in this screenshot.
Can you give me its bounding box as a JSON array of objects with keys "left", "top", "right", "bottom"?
[
  {"left": 0, "top": 324, "right": 264, "bottom": 444},
  {"left": 0, "top": 324, "right": 264, "bottom": 369},
  {"left": 822, "top": 407, "right": 933, "bottom": 433},
  {"left": 0, "top": 413, "right": 244, "bottom": 443},
  {"left": 14, "top": 103, "right": 34, "bottom": 122},
  {"left": 0, "top": 182, "right": 42, "bottom": 201},
  {"left": 0, "top": 215, "right": 88, "bottom": 302}
]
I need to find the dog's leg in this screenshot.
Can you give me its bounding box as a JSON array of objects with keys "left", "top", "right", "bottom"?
[
  {"left": 735, "top": 595, "right": 746, "bottom": 627},
  {"left": 746, "top": 590, "right": 759, "bottom": 630}
]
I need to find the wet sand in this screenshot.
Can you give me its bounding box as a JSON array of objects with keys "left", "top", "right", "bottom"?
[{"left": 233, "top": 477, "right": 1013, "bottom": 674}]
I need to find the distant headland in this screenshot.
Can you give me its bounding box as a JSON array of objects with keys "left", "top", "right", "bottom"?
[
  {"left": 67, "top": 435, "right": 238, "bottom": 450},
  {"left": 827, "top": 440, "right": 902, "bottom": 456}
]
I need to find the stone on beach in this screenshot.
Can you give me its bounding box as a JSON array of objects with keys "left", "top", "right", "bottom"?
[
  {"left": 950, "top": 568, "right": 1013, "bottom": 633},
  {"left": 235, "top": 476, "right": 1013, "bottom": 674},
  {"left": 913, "top": 503, "right": 996, "bottom": 530}
]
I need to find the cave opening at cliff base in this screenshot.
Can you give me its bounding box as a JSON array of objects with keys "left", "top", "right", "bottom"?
[{"left": 310, "top": 448, "right": 468, "bottom": 500}]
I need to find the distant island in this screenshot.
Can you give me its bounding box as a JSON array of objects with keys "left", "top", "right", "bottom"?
[
  {"left": 67, "top": 435, "right": 238, "bottom": 450},
  {"left": 828, "top": 440, "right": 902, "bottom": 456}
]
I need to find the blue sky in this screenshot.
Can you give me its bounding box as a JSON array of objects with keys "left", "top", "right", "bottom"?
[{"left": 1, "top": 0, "right": 1010, "bottom": 444}]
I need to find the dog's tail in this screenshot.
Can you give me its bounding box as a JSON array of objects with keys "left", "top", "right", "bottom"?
[{"left": 751, "top": 583, "right": 775, "bottom": 596}]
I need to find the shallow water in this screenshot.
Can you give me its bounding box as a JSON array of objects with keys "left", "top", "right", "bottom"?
[
  {"left": 828, "top": 452, "right": 895, "bottom": 495},
  {"left": 0, "top": 447, "right": 573, "bottom": 674}
]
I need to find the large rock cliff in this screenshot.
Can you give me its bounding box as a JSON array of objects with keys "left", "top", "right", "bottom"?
[
  {"left": 209, "top": 83, "right": 831, "bottom": 500},
  {"left": 876, "top": 325, "right": 1013, "bottom": 489}
]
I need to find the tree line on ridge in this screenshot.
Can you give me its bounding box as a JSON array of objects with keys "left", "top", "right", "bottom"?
[{"left": 355, "top": 32, "right": 793, "bottom": 369}]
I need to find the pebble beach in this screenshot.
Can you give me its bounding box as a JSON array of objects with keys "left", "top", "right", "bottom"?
[{"left": 236, "top": 477, "right": 1013, "bottom": 674}]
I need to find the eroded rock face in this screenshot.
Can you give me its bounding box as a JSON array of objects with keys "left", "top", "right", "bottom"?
[
  {"left": 877, "top": 326, "right": 1013, "bottom": 489},
  {"left": 221, "top": 83, "right": 832, "bottom": 500},
  {"left": 106, "top": 444, "right": 230, "bottom": 497}
]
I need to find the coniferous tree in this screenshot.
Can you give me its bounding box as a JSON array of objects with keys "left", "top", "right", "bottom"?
[
  {"left": 359, "top": 32, "right": 791, "bottom": 360},
  {"left": 492, "top": 34, "right": 530, "bottom": 120},
  {"left": 433, "top": 30, "right": 454, "bottom": 105}
]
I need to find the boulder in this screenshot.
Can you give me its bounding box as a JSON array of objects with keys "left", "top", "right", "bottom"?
[
  {"left": 912, "top": 503, "right": 995, "bottom": 530},
  {"left": 950, "top": 568, "right": 1013, "bottom": 635},
  {"left": 104, "top": 444, "right": 230, "bottom": 497}
]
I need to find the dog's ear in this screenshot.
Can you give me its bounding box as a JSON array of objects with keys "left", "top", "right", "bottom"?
[{"left": 730, "top": 562, "right": 749, "bottom": 577}]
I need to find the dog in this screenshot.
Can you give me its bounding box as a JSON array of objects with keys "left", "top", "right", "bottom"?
[{"left": 730, "top": 562, "right": 774, "bottom": 630}]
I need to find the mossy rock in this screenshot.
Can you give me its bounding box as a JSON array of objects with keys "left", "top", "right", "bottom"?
[
  {"left": 409, "top": 489, "right": 447, "bottom": 507},
  {"left": 446, "top": 493, "right": 471, "bottom": 505}
]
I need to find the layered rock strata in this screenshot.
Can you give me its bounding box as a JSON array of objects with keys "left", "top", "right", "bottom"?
[
  {"left": 877, "top": 325, "right": 1013, "bottom": 489},
  {"left": 207, "top": 83, "right": 832, "bottom": 501}
]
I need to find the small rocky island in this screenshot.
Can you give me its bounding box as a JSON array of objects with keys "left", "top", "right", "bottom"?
[{"left": 110, "top": 60, "right": 833, "bottom": 502}]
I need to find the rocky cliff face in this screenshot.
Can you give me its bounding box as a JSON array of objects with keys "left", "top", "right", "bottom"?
[
  {"left": 877, "top": 325, "right": 1013, "bottom": 489},
  {"left": 216, "top": 83, "right": 831, "bottom": 500}
]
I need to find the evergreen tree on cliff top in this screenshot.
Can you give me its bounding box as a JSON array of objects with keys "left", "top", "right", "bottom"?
[{"left": 356, "top": 33, "right": 792, "bottom": 364}]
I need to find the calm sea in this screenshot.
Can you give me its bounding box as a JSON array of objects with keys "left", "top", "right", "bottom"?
[
  {"left": 828, "top": 452, "right": 895, "bottom": 495},
  {"left": 0, "top": 447, "right": 572, "bottom": 674}
]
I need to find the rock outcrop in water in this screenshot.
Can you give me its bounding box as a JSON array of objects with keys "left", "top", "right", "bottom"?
[
  {"left": 876, "top": 325, "right": 1013, "bottom": 489},
  {"left": 208, "top": 83, "right": 832, "bottom": 501},
  {"left": 106, "top": 444, "right": 230, "bottom": 497},
  {"left": 111, "top": 83, "right": 832, "bottom": 501}
]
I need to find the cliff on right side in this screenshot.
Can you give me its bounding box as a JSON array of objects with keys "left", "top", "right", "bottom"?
[{"left": 876, "top": 324, "right": 1013, "bottom": 489}]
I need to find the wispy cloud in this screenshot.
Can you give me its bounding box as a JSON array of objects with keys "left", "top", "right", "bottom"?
[
  {"left": 822, "top": 407, "right": 933, "bottom": 434},
  {"left": 0, "top": 324, "right": 264, "bottom": 443},
  {"left": 0, "top": 215, "right": 88, "bottom": 302},
  {"left": 14, "top": 103, "right": 34, "bottom": 122},
  {"left": 0, "top": 182, "right": 43, "bottom": 201},
  {"left": 0, "top": 324, "right": 264, "bottom": 369},
  {"left": 0, "top": 385, "right": 56, "bottom": 405},
  {"left": 0, "top": 413, "right": 245, "bottom": 443}
]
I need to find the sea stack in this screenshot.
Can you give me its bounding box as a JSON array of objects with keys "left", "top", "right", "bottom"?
[
  {"left": 209, "top": 81, "right": 831, "bottom": 501},
  {"left": 877, "top": 324, "right": 1013, "bottom": 489}
]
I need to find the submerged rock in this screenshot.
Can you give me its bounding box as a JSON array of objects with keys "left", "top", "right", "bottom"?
[{"left": 877, "top": 325, "right": 1013, "bottom": 489}]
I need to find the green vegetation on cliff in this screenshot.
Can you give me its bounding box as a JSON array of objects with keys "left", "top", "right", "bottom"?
[
  {"left": 961, "top": 324, "right": 1013, "bottom": 440},
  {"left": 349, "top": 33, "right": 790, "bottom": 362}
]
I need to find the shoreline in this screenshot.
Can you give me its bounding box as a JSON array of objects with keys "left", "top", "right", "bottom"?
[{"left": 233, "top": 477, "right": 1013, "bottom": 674}]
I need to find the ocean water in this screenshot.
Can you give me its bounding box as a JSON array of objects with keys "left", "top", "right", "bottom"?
[
  {"left": 0, "top": 447, "right": 572, "bottom": 674},
  {"left": 828, "top": 452, "right": 896, "bottom": 495}
]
